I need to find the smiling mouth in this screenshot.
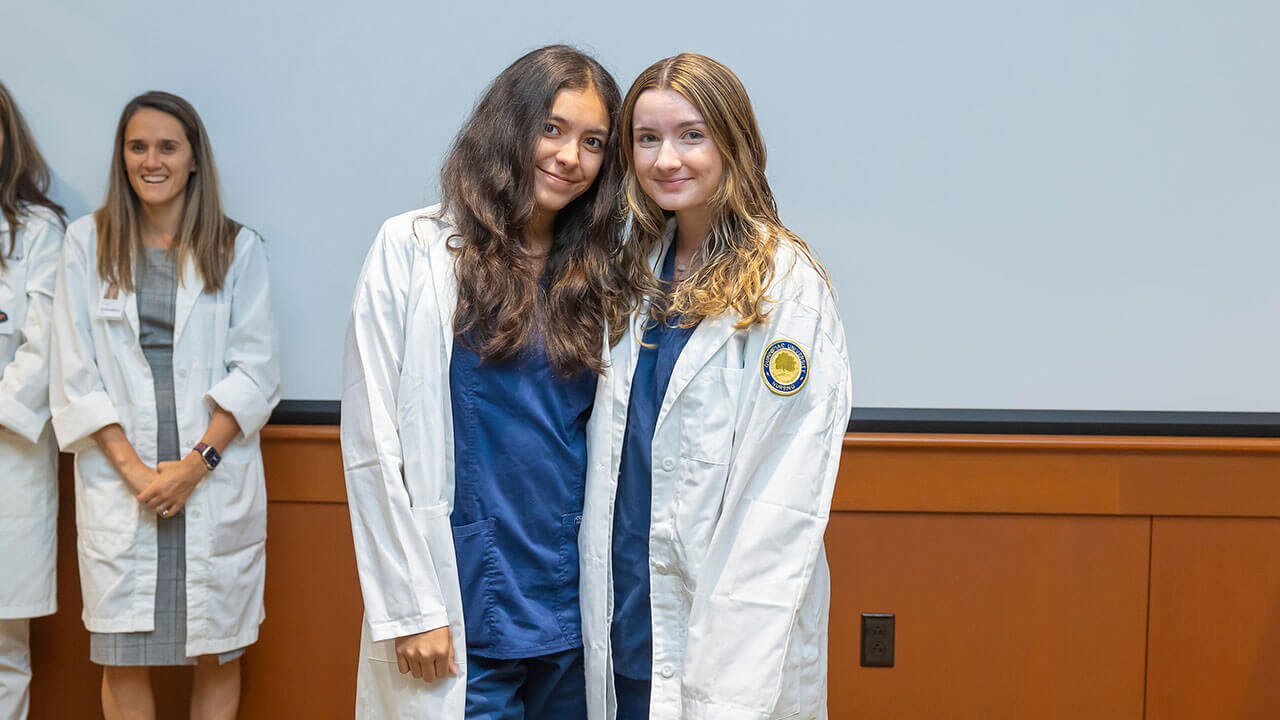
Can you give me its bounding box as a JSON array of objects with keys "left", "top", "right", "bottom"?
[
  {"left": 539, "top": 168, "right": 577, "bottom": 187},
  {"left": 141, "top": 175, "right": 169, "bottom": 184},
  {"left": 656, "top": 178, "right": 691, "bottom": 188}
]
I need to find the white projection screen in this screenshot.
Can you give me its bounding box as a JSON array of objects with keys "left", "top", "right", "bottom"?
[{"left": 7, "top": 0, "right": 1278, "bottom": 412}]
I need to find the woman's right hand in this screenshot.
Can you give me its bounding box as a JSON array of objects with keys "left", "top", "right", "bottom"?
[
  {"left": 120, "top": 459, "right": 160, "bottom": 496},
  {"left": 394, "top": 626, "right": 457, "bottom": 683},
  {"left": 92, "top": 424, "right": 155, "bottom": 497}
]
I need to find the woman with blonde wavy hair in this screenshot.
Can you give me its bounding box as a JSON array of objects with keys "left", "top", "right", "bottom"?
[
  {"left": 579, "top": 53, "right": 853, "bottom": 719},
  {"left": 51, "top": 91, "right": 279, "bottom": 720}
]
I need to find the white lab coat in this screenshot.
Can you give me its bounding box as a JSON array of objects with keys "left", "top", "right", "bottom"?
[
  {"left": 580, "top": 224, "right": 853, "bottom": 720},
  {"left": 50, "top": 215, "right": 280, "bottom": 658},
  {"left": 0, "top": 205, "right": 63, "bottom": 621},
  {"left": 340, "top": 207, "right": 470, "bottom": 718}
]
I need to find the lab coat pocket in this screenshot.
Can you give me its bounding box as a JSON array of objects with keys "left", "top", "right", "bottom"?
[
  {"left": 450, "top": 516, "right": 497, "bottom": 648},
  {"left": 680, "top": 366, "right": 743, "bottom": 465},
  {"left": 74, "top": 448, "right": 140, "bottom": 539},
  {"left": 368, "top": 636, "right": 399, "bottom": 663},
  {"left": 208, "top": 457, "right": 267, "bottom": 556},
  {"left": 0, "top": 431, "right": 39, "bottom": 516}
]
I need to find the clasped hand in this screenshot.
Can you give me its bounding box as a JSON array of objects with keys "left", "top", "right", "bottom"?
[{"left": 125, "top": 454, "right": 207, "bottom": 517}]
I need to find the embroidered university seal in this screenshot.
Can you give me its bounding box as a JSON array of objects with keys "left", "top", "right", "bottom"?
[{"left": 761, "top": 339, "right": 808, "bottom": 396}]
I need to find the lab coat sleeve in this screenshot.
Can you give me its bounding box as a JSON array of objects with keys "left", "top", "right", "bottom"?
[
  {"left": 681, "top": 284, "right": 853, "bottom": 719},
  {"left": 340, "top": 222, "right": 451, "bottom": 642},
  {"left": 204, "top": 233, "right": 281, "bottom": 435},
  {"left": 50, "top": 222, "right": 122, "bottom": 454},
  {"left": 0, "top": 215, "right": 64, "bottom": 443}
]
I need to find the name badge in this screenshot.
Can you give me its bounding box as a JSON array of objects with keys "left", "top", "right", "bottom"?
[{"left": 97, "top": 285, "right": 124, "bottom": 320}]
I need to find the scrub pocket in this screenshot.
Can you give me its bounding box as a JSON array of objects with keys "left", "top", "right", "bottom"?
[
  {"left": 451, "top": 517, "right": 498, "bottom": 648},
  {"left": 552, "top": 511, "right": 584, "bottom": 643}
]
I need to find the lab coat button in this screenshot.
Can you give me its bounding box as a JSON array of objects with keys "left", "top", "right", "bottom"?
[
  {"left": 660, "top": 664, "right": 675, "bottom": 679},
  {"left": 662, "top": 458, "right": 675, "bottom": 472},
  {"left": 177, "top": 369, "right": 187, "bottom": 378}
]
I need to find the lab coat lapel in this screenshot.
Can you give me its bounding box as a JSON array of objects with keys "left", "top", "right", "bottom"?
[
  {"left": 172, "top": 251, "right": 203, "bottom": 345},
  {"left": 644, "top": 219, "right": 737, "bottom": 434},
  {"left": 421, "top": 217, "right": 458, "bottom": 363},
  {"left": 655, "top": 312, "right": 736, "bottom": 432},
  {"left": 123, "top": 285, "right": 141, "bottom": 339}
]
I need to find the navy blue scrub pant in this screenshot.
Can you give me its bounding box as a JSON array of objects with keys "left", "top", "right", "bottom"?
[
  {"left": 466, "top": 647, "right": 586, "bottom": 720},
  {"left": 614, "top": 673, "right": 650, "bottom": 720}
]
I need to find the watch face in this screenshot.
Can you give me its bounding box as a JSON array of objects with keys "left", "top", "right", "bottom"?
[{"left": 204, "top": 446, "right": 222, "bottom": 468}]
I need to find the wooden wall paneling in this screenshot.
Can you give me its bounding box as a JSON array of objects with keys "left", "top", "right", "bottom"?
[
  {"left": 29, "top": 431, "right": 1280, "bottom": 717},
  {"left": 836, "top": 435, "right": 1280, "bottom": 517},
  {"left": 826, "top": 511, "right": 1150, "bottom": 720},
  {"left": 259, "top": 426, "right": 345, "bottom": 503},
  {"left": 1145, "top": 517, "right": 1280, "bottom": 720},
  {"left": 238, "top": 502, "right": 361, "bottom": 719}
]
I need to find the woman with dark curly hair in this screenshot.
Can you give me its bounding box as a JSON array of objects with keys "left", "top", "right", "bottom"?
[
  {"left": 0, "top": 78, "right": 66, "bottom": 720},
  {"left": 341, "top": 45, "right": 627, "bottom": 719}
]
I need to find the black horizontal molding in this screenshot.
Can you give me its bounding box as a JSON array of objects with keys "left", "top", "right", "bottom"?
[
  {"left": 268, "top": 400, "right": 1280, "bottom": 438},
  {"left": 270, "top": 400, "right": 341, "bottom": 426}
]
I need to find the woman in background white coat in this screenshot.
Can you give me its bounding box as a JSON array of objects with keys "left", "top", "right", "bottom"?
[
  {"left": 580, "top": 53, "right": 853, "bottom": 720},
  {"left": 0, "top": 79, "right": 66, "bottom": 720},
  {"left": 51, "top": 91, "right": 279, "bottom": 720}
]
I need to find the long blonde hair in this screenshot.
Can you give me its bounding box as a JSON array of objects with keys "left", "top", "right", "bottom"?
[
  {"left": 0, "top": 80, "right": 66, "bottom": 266},
  {"left": 616, "top": 53, "right": 828, "bottom": 331},
  {"left": 95, "top": 91, "right": 238, "bottom": 292}
]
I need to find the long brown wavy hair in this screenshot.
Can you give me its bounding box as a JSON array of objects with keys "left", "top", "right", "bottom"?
[
  {"left": 0, "top": 80, "right": 66, "bottom": 267},
  {"left": 435, "top": 45, "right": 624, "bottom": 377},
  {"left": 95, "top": 91, "right": 239, "bottom": 292},
  {"left": 616, "top": 53, "right": 828, "bottom": 330}
]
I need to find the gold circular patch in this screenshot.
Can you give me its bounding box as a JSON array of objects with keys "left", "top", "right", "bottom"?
[{"left": 760, "top": 339, "right": 809, "bottom": 395}]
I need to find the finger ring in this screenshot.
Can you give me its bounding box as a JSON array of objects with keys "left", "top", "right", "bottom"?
[{"left": 159, "top": 507, "right": 169, "bottom": 516}]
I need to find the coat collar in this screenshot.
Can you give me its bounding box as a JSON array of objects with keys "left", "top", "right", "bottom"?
[{"left": 417, "top": 216, "right": 459, "bottom": 362}]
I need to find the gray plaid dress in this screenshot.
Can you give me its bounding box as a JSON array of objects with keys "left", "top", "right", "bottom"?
[{"left": 88, "top": 247, "right": 245, "bottom": 667}]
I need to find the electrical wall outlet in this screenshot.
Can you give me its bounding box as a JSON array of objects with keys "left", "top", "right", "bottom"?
[{"left": 861, "top": 613, "right": 895, "bottom": 667}]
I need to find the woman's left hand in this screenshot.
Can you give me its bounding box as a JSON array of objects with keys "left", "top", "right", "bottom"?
[{"left": 139, "top": 454, "right": 208, "bottom": 518}]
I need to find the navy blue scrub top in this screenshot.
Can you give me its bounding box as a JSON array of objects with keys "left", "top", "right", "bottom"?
[
  {"left": 611, "top": 246, "right": 699, "bottom": 680},
  {"left": 449, "top": 313, "right": 595, "bottom": 659}
]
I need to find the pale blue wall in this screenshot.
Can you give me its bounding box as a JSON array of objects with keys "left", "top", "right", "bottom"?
[{"left": 6, "top": 0, "right": 1279, "bottom": 410}]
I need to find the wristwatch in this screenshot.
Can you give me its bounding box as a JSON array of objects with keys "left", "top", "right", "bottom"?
[{"left": 193, "top": 442, "right": 222, "bottom": 471}]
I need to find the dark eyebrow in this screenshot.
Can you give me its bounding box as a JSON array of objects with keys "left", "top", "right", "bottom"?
[{"left": 548, "top": 114, "right": 608, "bottom": 137}]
